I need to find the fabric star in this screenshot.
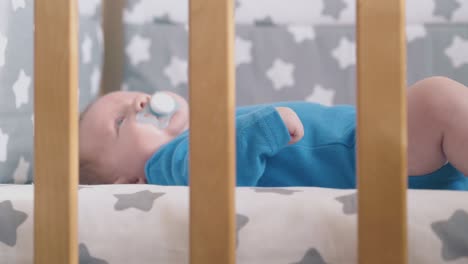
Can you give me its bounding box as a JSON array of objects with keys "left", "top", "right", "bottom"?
[
  {"left": 292, "top": 248, "right": 327, "bottom": 264},
  {"left": 114, "top": 190, "right": 165, "bottom": 211},
  {"left": 335, "top": 192, "right": 357, "bottom": 215},
  {"left": 235, "top": 36, "right": 252, "bottom": 66},
  {"left": 254, "top": 188, "right": 302, "bottom": 195},
  {"left": 452, "top": 0, "right": 468, "bottom": 21},
  {"left": 332, "top": 37, "right": 356, "bottom": 69},
  {"left": 164, "top": 56, "right": 188, "bottom": 87},
  {"left": 124, "top": 0, "right": 187, "bottom": 25},
  {"left": 305, "top": 85, "right": 336, "bottom": 106},
  {"left": 0, "top": 32, "right": 7, "bottom": 67},
  {"left": 406, "top": 25, "right": 427, "bottom": 43},
  {"left": 90, "top": 66, "right": 101, "bottom": 96},
  {"left": 433, "top": 0, "right": 460, "bottom": 20},
  {"left": 96, "top": 26, "right": 103, "bottom": 47},
  {"left": 78, "top": 0, "right": 100, "bottom": 16},
  {"left": 0, "top": 201, "right": 28, "bottom": 247},
  {"left": 126, "top": 34, "right": 151, "bottom": 66},
  {"left": 339, "top": 0, "right": 355, "bottom": 23},
  {"left": 287, "top": 25, "right": 315, "bottom": 43},
  {"left": 81, "top": 34, "right": 92, "bottom": 65},
  {"left": 322, "top": 0, "right": 347, "bottom": 20},
  {"left": 266, "top": 59, "right": 295, "bottom": 91},
  {"left": 79, "top": 243, "right": 109, "bottom": 264},
  {"left": 0, "top": 128, "right": 8, "bottom": 162},
  {"left": 236, "top": 214, "right": 249, "bottom": 248},
  {"left": 12, "top": 70, "right": 31, "bottom": 108},
  {"left": 13, "top": 156, "right": 30, "bottom": 184},
  {"left": 445, "top": 36, "right": 468, "bottom": 68},
  {"left": 11, "top": 0, "right": 25, "bottom": 11},
  {"left": 236, "top": 0, "right": 329, "bottom": 24},
  {"left": 431, "top": 210, "right": 468, "bottom": 261}
]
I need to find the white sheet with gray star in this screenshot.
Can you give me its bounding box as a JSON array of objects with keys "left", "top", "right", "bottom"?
[{"left": 0, "top": 185, "right": 468, "bottom": 263}]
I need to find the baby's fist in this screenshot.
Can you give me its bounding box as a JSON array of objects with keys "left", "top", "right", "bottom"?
[{"left": 275, "top": 107, "right": 304, "bottom": 144}]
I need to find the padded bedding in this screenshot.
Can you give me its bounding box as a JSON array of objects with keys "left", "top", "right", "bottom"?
[{"left": 0, "top": 184, "right": 467, "bottom": 263}]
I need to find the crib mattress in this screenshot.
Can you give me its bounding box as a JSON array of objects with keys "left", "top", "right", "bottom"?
[{"left": 0, "top": 184, "right": 467, "bottom": 263}]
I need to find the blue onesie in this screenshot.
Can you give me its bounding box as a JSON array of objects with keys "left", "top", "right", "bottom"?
[{"left": 145, "top": 102, "right": 468, "bottom": 190}]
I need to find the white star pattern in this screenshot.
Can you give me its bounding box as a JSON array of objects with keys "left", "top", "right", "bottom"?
[
  {"left": 164, "top": 57, "right": 188, "bottom": 87},
  {"left": 287, "top": 25, "right": 315, "bottom": 43},
  {"left": 81, "top": 35, "right": 92, "bottom": 64},
  {"left": 236, "top": 0, "right": 332, "bottom": 24},
  {"left": 306, "top": 85, "right": 336, "bottom": 106},
  {"left": 332, "top": 37, "right": 356, "bottom": 69},
  {"left": 0, "top": 128, "right": 9, "bottom": 162},
  {"left": 445, "top": 36, "right": 468, "bottom": 68},
  {"left": 11, "top": 0, "right": 25, "bottom": 11},
  {"left": 13, "top": 157, "right": 30, "bottom": 184},
  {"left": 96, "top": 26, "right": 104, "bottom": 47},
  {"left": 31, "top": 114, "right": 34, "bottom": 134},
  {"left": 453, "top": 0, "right": 468, "bottom": 22},
  {"left": 266, "top": 59, "right": 295, "bottom": 90},
  {"left": 339, "top": 0, "right": 355, "bottom": 22},
  {"left": 126, "top": 34, "right": 151, "bottom": 66},
  {"left": 0, "top": 32, "right": 7, "bottom": 67},
  {"left": 78, "top": 0, "right": 100, "bottom": 16},
  {"left": 124, "top": 0, "right": 187, "bottom": 24},
  {"left": 236, "top": 36, "right": 252, "bottom": 67},
  {"left": 12, "top": 70, "right": 31, "bottom": 108},
  {"left": 90, "top": 66, "right": 101, "bottom": 96},
  {"left": 406, "top": 25, "right": 427, "bottom": 42}
]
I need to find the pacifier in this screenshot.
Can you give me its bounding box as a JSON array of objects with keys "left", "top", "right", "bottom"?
[{"left": 136, "top": 91, "right": 179, "bottom": 128}]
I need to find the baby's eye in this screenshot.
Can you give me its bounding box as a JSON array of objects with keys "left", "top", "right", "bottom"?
[{"left": 116, "top": 117, "right": 125, "bottom": 127}]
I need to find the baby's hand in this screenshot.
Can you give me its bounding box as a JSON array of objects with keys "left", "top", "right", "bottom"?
[{"left": 275, "top": 107, "right": 304, "bottom": 144}]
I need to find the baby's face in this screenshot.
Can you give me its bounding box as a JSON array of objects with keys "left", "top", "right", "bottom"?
[{"left": 79, "top": 91, "right": 189, "bottom": 184}]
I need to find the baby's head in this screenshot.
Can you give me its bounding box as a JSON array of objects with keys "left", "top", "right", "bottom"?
[{"left": 79, "top": 91, "right": 189, "bottom": 184}]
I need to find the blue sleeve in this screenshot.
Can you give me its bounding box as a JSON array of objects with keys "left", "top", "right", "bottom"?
[{"left": 145, "top": 105, "right": 291, "bottom": 186}]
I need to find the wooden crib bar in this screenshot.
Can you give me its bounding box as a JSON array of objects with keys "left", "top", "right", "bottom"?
[
  {"left": 34, "top": 1, "right": 78, "bottom": 264},
  {"left": 356, "top": 1, "right": 408, "bottom": 263},
  {"left": 189, "top": 0, "right": 236, "bottom": 263}
]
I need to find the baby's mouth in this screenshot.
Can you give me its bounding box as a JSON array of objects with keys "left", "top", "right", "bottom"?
[{"left": 136, "top": 111, "right": 171, "bottom": 129}]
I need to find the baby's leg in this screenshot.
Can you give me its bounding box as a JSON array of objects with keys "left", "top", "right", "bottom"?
[{"left": 408, "top": 76, "right": 468, "bottom": 176}]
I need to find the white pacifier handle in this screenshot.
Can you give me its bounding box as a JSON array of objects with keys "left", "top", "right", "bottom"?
[{"left": 149, "top": 92, "right": 178, "bottom": 117}]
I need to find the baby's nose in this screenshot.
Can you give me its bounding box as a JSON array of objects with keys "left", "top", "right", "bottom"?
[{"left": 134, "top": 95, "right": 150, "bottom": 112}]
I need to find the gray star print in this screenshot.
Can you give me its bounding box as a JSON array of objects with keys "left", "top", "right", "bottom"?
[
  {"left": 0, "top": 200, "right": 27, "bottom": 247},
  {"left": 291, "top": 248, "right": 327, "bottom": 264},
  {"left": 79, "top": 243, "right": 109, "bottom": 264},
  {"left": 431, "top": 210, "right": 468, "bottom": 261},
  {"left": 322, "top": 0, "right": 347, "bottom": 20},
  {"left": 433, "top": 0, "right": 461, "bottom": 20},
  {"left": 335, "top": 192, "right": 357, "bottom": 215},
  {"left": 254, "top": 16, "right": 275, "bottom": 26},
  {"left": 253, "top": 188, "right": 302, "bottom": 195},
  {"left": 236, "top": 213, "right": 249, "bottom": 248},
  {"left": 114, "top": 190, "right": 165, "bottom": 211}
]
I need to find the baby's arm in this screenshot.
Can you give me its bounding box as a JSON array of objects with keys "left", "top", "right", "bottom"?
[{"left": 145, "top": 106, "right": 303, "bottom": 186}]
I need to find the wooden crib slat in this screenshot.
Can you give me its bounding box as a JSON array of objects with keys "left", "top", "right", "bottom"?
[
  {"left": 356, "top": 1, "right": 408, "bottom": 264},
  {"left": 189, "top": 0, "right": 236, "bottom": 263},
  {"left": 34, "top": 1, "right": 78, "bottom": 264}
]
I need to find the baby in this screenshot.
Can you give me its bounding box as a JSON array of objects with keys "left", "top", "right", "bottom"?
[{"left": 79, "top": 76, "right": 468, "bottom": 190}]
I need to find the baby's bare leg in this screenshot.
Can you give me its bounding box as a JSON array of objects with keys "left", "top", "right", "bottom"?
[{"left": 408, "top": 76, "right": 468, "bottom": 176}]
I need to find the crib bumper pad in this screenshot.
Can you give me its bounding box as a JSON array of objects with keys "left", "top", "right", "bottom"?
[{"left": 0, "top": 184, "right": 467, "bottom": 263}]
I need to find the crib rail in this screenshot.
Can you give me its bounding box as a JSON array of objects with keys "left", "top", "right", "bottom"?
[
  {"left": 356, "top": 1, "right": 407, "bottom": 263},
  {"left": 34, "top": 0, "right": 79, "bottom": 264},
  {"left": 33, "top": 0, "right": 407, "bottom": 263},
  {"left": 189, "top": 0, "right": 236, "bottom": 263}
]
